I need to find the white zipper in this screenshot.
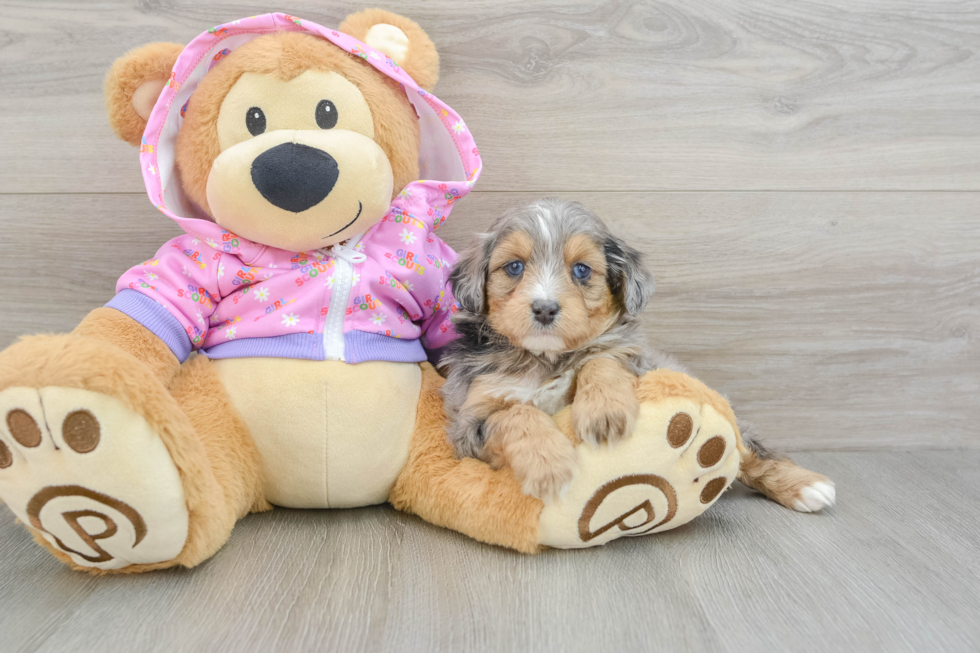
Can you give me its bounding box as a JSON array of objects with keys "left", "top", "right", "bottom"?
[{"left": 322, "top": 236, "right": 364, "bottom": 361}]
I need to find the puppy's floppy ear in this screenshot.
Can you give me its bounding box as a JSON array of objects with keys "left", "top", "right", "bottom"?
[
  {"left": 604, "top": 235, "right": 654, "bottom": 315},
  {"left": 105, "top": 42, "right": 183, "bottom": 146},
  {"left": 340, "top": 9, "right": 439, "bottom": 91},
  {"left": 450, "top": 233, "right": 495, "bottom": 315}
]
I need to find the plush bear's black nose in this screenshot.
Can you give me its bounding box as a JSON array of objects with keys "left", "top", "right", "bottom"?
[{"left": 250, "top": 142, "right": 339, "bottom": 213}]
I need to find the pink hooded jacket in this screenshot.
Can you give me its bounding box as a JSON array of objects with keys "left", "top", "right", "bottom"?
[{"left": 108, "top": 13, "right": 481, "bottom": 364}]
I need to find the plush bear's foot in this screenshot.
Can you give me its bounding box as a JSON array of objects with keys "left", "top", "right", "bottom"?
[
  {"left": 0, "top": 386, "right": 188, "bottom": 570},
  {"left": 537, "top": 370, "right": 741, "bottom": 549}
]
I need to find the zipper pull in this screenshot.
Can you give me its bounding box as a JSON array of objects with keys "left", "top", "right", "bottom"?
[{"left": 328, "top": 242, "right": 367, "bottom": 264}]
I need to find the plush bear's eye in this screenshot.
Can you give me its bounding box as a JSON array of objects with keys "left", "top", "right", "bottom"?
[
  {"left": 316, "top": 100, "right": 338, "bottom": 129},
  {"left": 246, "top": 107, "right": 266, "bottom": 136}
]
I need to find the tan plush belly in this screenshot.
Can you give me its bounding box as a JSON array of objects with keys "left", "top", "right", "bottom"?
[{"left": 213, "top": 358, "right": 420, "bottom": 509}]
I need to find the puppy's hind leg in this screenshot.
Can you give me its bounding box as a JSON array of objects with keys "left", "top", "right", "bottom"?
[{"left": 737, "top": 423, "right": 836, "bottom": 513}]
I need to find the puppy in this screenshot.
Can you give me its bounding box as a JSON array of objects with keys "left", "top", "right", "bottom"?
[
  {"left": 442, "top": 198, "right": 652, "bottom": 499},
  {"left": 442, "top": 199, "right": 836, "bottom": 513}
]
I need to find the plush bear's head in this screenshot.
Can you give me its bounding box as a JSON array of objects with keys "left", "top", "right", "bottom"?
[{"left": 105, "top": 10, "right": 439, "bottom": 251}]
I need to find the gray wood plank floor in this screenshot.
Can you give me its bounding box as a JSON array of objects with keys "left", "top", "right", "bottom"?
[
  {"left": 2, "top": 452, "right": 978, "bottom": 653},
  {"left": 1, "top": 1, "right": 979, "bottom": 651}
]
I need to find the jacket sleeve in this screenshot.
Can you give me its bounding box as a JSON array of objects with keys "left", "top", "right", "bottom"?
[
  {"left": 416, "top": 232, "right": 460, "bottom": 352},
  {"left": 106, "top": 235, "right": 224, "bottom": 362}
]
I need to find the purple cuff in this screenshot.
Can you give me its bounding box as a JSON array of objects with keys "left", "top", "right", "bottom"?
[{"left": 106, "top": 289, "right": 193, "bottom": 363}]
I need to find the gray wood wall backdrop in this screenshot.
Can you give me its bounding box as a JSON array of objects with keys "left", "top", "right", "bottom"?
[{"left": 0, "top": 0, "right": 978, "bottom": 450}]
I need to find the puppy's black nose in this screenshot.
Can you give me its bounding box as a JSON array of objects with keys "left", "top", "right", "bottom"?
[
  {"left": 532, "top": 300, "right": 560, "bottom": 325},
  {"left": 251, "top": 142, "right": 339, "bottom": 213}
]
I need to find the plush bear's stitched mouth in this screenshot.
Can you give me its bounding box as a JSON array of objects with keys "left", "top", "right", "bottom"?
[
  {"left": 250, "top": 142, "right": 339, "bottom": 213},
  {"left": 323, "top": 201, "right": 363, "bottom": 239}
]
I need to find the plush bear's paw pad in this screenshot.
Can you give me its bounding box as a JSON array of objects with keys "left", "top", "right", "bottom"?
[
  {"left": 792, "top": 480, "right": 836, "bottom": 513},
  {"left": 539, "top": 397, "right": 740, "bottom": 549},
  {"left": 0, "top": 387, "right": 188, "bottom": 570}
]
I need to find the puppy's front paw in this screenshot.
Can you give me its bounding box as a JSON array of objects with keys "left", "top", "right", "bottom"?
[
  {"left": 573, "top": 391, "right": 639, "bottom": 448},
  {"left": 509, "top": 429, "right": 578, "bottom": 503}
]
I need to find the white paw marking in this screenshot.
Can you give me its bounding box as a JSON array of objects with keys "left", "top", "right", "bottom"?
[
  {"left": 0, "top": 387, "right": 188, "bottom": 570},
  {"left": 793, "top": 481, "right": 836, "bottom": 513}
]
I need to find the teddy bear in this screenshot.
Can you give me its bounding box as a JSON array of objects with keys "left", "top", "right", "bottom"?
[{"left": 0, "top": 11, "right": 743, "bottom": 573}]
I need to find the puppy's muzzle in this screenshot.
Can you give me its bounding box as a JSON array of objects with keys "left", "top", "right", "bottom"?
[
  {"left": 251, "top": 142, "right": 339, "bottom": 213},
  {"left": 532, "top": 299, "right": 560, "bottom": 326}
]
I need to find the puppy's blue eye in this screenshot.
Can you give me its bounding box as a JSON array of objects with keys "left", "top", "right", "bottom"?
[
  {"left": 572, "top": 263, "right": 592, "bottom": 280},
  {"left": 504, "top": 261, "right": 524, "bottom": 277}
]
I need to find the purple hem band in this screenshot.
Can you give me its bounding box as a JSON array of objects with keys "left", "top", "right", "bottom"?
[
  {"left": 343, "top": 331, "right": 427, "bottom": 364},
  {"left": 201, "top": 330, "right": 426, "bottom": 364},
  {"left": 106, "top": 290, "right": 193, "bottom": 363},
  {"left": 202, "top": 333, "right": 324, "bottom": 361}
]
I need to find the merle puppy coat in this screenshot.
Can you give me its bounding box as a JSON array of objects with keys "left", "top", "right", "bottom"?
[{"left": 442, "top": 199, "right": 835, "bottom": 510}]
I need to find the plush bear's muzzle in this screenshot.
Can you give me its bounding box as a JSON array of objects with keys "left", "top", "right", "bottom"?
[{"left": 206, "top": 128, "right": 393, "bottom": 251}]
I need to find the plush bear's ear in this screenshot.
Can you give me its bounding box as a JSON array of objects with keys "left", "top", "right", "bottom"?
[
  {"left": 105, "top": 42, "right": 183, "bottom": 146},
  {"left": 339, "top": 9, "right": 439, "bottom": 91}
]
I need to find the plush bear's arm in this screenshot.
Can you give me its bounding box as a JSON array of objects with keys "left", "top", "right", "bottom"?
[
  {"left": 73, "top": 308, "right": 181, "bottom": 383},
  {"left": 415, "top": 234, "right": 461, "bottom": 352}
]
